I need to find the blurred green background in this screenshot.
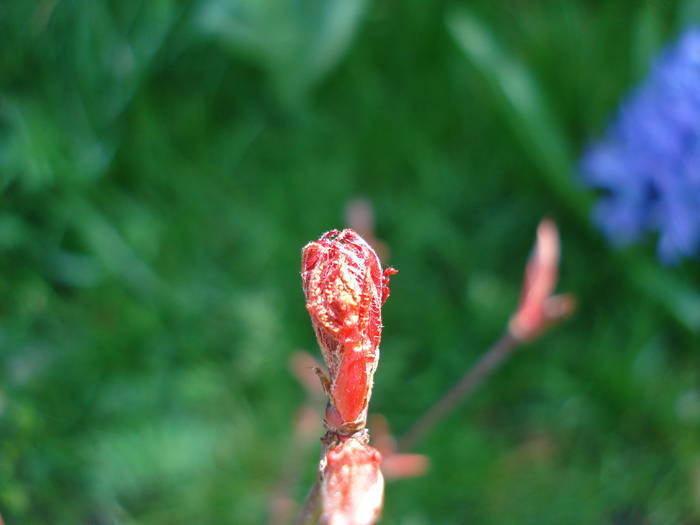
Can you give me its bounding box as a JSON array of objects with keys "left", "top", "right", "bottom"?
[{"left": 2, "top": 1, "right": 700, "bottom": 523}]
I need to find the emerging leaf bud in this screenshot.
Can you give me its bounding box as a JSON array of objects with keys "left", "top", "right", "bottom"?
[
  {"left": 301, "top": 229, "right": 396, "bottom": 434},
  {"left": 509, "top": 219, "right": 575, "bottom": 341},
  {"left": 319, "top": 435, "right": 384, "bottom": 525}
]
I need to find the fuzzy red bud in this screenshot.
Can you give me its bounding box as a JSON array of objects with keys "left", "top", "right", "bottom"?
[
  {"left": 319, "top": 436, "right": 384, "bottom": 525},
  {"left": 301, "top": 229, "right": 396, "bottom": 433}
]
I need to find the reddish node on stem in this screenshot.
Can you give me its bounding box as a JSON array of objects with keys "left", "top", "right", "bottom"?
[{"left": 370, "top": 414, "right": 429, "bottom": 480}]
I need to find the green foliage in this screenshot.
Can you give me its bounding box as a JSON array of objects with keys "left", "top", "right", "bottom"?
[
  {"left": 196, "top": 0, "right": 368, "bottom": 98},
  {"left": 1, "top": 1, "right": 699, "bottom": 523}
]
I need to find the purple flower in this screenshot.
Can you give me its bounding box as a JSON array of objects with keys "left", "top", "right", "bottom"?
[{"left": 581, "top": 28, "right": 700, "bottom": 263}]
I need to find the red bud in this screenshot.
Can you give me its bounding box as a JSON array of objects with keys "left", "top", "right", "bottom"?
[
  {"left": 301, "top": 229, "right": 396, "bottom": 433},
  {"left": 509, "top": 220, "right": 575, "bottom": 341},
  {"left": 320, "top": 436, "right": 384, "bottom": 525}
]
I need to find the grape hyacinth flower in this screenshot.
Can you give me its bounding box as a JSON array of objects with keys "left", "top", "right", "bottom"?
[{"left": 580, "top": 28, "right": 700, "bottom": 263}]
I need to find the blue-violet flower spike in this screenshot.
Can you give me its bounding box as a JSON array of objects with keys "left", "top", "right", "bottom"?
[{"left": 580, "top": 28, "right": 700, "bottom": 263}]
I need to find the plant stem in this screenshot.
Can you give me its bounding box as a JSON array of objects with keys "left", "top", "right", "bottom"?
[{"left": 397, "top": 332, "right": 519, "bottom": 453}]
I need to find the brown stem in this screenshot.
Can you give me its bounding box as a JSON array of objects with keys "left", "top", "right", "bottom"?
[
  {"left": 397, "top": 332, "right": 519, "bottom": 453},
  {"left": 292, "top": 477, "right": 322, "bottom": 525}
]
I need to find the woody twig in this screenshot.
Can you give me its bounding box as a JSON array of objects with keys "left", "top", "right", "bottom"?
[{"left": 397, "top": 219, "right": 575, "bottom": 453}]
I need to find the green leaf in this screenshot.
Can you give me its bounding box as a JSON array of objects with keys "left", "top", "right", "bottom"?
[
  {"left": 447, "top": 7, "right": 590, "bottom": 221},
  {"left": 630, "top": 258, "right": 700, "bottom": 332},
  {"left": 678, "top": 0, "right": 700, "bottom": 27},
  {"left": 632, "top": 3, "right": 663, "bottom": 79},
  {"left": 196, "top": 0, "right": 368, "bottom": 99}
]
